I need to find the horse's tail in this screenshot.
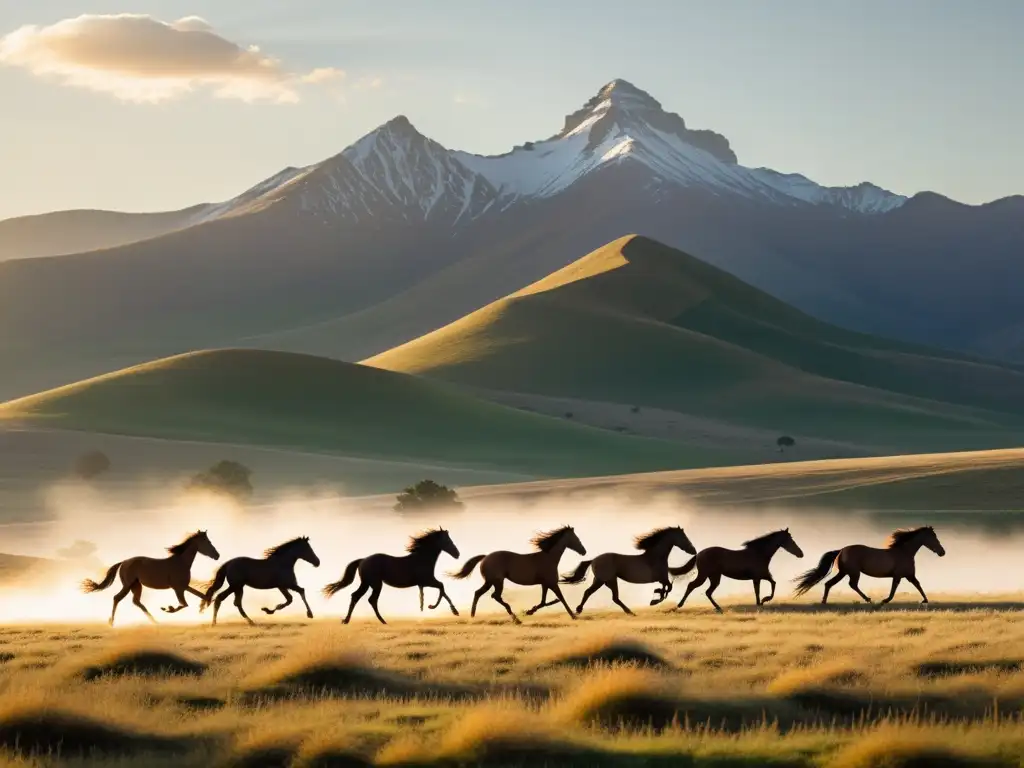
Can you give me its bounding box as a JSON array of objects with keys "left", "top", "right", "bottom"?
[
  {"left": 322, "top": 558, "right": 363, "bottom": 598},
  {"left": 560, "top": 559, "right": 593, "bottom": 585},
  {"left": 199, "top": 563, "right": 229, "bottom": 611},
  {"left": 792, "top": 550, "right": 841, "bottom": 596},
  {"left": 668, "top": 556, "right": 697, "bottom": 578},
  {"left": 81, "top": 561, "right": 122, "bottom": 593},
  {"left": 447, "top": 554, "right": 486, "bottom": 580}
]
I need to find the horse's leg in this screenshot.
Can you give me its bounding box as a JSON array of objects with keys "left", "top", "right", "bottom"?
[
  {"left": 576, "top": 577, "right": 604, "bottom": 614},
  {"left": 822, "top": 570, "right": 845, "bottom": 604},
  {"left": 704, "top": 574, "right": 723, "bottom": 613},
  {"left": 294, "top": 586, "right": 314, "bottom": 619},
  {"left": 419, "top": 587, "right": 424, "bottom": 612},
  {"left": 753, "top": 579, "right": 762, "bottom": 606},
  {"left": 607, "top": 578, "right": 634, "bottom": 616},
  {"left": 233, "top": 586, "right": 255, "bottom": 625},
  {"left": 548, "top": 583, "right": 577, "bottom": 620},
  {"left": 847, "top": 572, "right": 872, "bottom": 603},
  {"left": 651, "top": 580, "right": 672, "bottom": 605},
  {"left": 471, "top": 580, "right": 492, "bottom": 618},
  {"left": 130, "top": 582, "right": 157, "bottom": 624},
  {"left": 212, "top": 587, "right": 235, "bottom": 625},
  {"left": 109, "top": 581, "right": 132, "bottom": 627},
  {"left": 343, "top": 582, "right": 370, "bottom": 624},
  {"left": 161, "top": 587, "right": 189, "bottom": 614},
  {"left": 490, "top": 580, "right": 521, "bottom": 625},
  {"left": 761, "top": 576, "right": 777, "bottom": 604},
  {"left": 907, "top": 575, "right": 929, "bottom": 605},
  {"left": 881, "top": 577, "right": 902, "bottom": 605},
  {"left": 525, "top": 586, "right": 548, "bottom": 616},
  {"left": 367, "top": 582, "right": 386, "bottom": 625},
  {"left": 186, "top": 586, "right": 207, "bottom": 602},
  {"left": 675, "top": 572, "right": 707, "bottom": 609},
  {"left": 262, "top": 588, "right": 293, "bottom": 615},
  {"left": 433, "top": 583, "right": 459, "bottom": 617}
]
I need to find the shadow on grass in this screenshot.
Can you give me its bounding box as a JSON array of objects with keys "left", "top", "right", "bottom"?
[{"left": 73, "top": 648, "right": 207, "bottom": 681}]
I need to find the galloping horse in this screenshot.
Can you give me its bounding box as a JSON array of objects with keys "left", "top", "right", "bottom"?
[
  {"left": 322, "top": 528, "right": 460, "bottom": 625},
  {"left": 793, "top": 525, "right": 945, "bottom": 605},
  {"left": 200, "top": 536, "right": 320, "bottom": 625},
  {"left": 561, "top": 526, "right": 696, "bottom": 615},
  {"left": 450, "top": 525, "right": 586, "bottom": 624},
  {"left": 673, "top": 528, "right": 804, "bottom": 612},
  {"left": 81, "top": 530, "right": 220, "bottom": 626}
]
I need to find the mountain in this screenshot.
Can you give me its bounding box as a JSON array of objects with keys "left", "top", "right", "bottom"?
[
  {"left": 0, "top": 348, "right": 719, "bottom": 479},
  {"left": 0, "top": 79, "right": 1022, "bottom": 401},
  {"left": 365, "top": 235, "right": 1024, "bottom": 454}
]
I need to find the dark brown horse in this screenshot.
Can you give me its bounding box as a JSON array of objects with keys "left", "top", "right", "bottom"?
[
  {"left": 449, "top": 525, "right": 586, "bottom": 624},
  {"left": 793, "top": 525, "right": 945, "bottom": 605},
  {"left": 81, "top": 530, "right": 220, "bottom": 626},
  {"left": 561, "top": 526, "right": 696, "bottom": 615},
  {"left": 673, "top": 528, "right": 804, "bottom": 612},
  {"left": 199, "top": 536, "right": 320, "bottom": 625},
  {"left": 322, "top": 528, "right": 460, "bottom": 625}
]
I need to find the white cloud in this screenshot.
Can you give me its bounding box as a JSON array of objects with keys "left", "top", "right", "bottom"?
[{"left": 0, "top": 13, "right": 346, "bottom": 103}]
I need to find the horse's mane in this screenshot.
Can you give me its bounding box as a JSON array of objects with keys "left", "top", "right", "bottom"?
[
  {"left": 742, "top": 529, "right": 787, "bottom": 550},
  {"left": 887, "top": 526, "right": 933, "bottom": 549},
  {"left": 407, "top": 528, "right": 447, "bottom": 553},
  {"left": 264, "top": 536, "right": 309, "bottom": 559},
  {"left": 167, "top": 530, "right": 205, "bottom": 555},
  {"left": 634, "top": 526, "right": 678, "bottom": 551},
  {"left": 531, "top": 525, "right": 573, "bottom": 552}
]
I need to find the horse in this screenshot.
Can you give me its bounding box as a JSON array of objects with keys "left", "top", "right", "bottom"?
[
  {"left": 561, "top": 526, "right": 696, "bottom": 615},
  {"left": 81, "top": 530, "right": 220, "bottom": 626},
  {"left": 792, "top": 525, "right": 945, "bottom": 605},
  {"left": 449, "top": 525, "right": 586, "bottom": 624},
  {"left": 199, "top": 536, "right": 320, "bottom": 625},
  {"left": 672, "top": 528, "right": 804, "bottom": 613},
  {"left": 322, "top": 528, "right": 460, "bottom": 625}
]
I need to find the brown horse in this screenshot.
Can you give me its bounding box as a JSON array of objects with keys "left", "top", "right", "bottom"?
[
  {"left": 199, "top": 536, "right": 320, "bottom": 625},
  {"left": 793, "top": 525, "right": 945, "bottom": 605},
  {"left": 81, "top": 530, "right": 220, "bottom": 626},
  {"left": 672, "top": 528, "right": 804, "bottom": 612},
  {"left": 449, "top": 525, "right": 586, "bottom": 624},
  {"left": 322, "top": 528, "right": 460, "bottom": 625},
  {"left": 561, "top": 526, "right": 696, "bottom": 615}
]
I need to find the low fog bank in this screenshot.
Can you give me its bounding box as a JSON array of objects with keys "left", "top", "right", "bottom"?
[{"left": 1, "top": 481, "right": 1021, "bottom": 625}]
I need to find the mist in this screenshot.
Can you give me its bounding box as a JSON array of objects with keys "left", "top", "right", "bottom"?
[{"left": 1, "top": 480, "right": 1021, "bottom": 626}]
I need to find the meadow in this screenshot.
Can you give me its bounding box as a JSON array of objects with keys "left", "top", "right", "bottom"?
[{"left": 2, "top": 600, "right": 1024, "bottom": 767}]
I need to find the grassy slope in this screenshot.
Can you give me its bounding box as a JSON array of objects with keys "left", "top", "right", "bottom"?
[
  {"left": 0, "top": 349, "right": 720, "bottom": 478},
  {"left": 365, "top": 235, "right": 1024, "bottom": 450}
]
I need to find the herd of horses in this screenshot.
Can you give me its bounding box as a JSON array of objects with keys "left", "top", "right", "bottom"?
[{"left": 81, "top": 524, "right": 947, "bottom": 626}]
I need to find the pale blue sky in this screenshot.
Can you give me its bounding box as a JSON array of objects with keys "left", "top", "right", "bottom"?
[{"left": 1, "top": 0, "right": 1021, "bottom": 220}]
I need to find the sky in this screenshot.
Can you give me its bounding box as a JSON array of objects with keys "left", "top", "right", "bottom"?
[{"left": 1, "top": 0, "right": 1021, "bottom": 220}]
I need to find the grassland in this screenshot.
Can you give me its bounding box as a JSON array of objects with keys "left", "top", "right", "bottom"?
[
  {"left": 0, "top": 349, "right": 720, "bottom": 482},
  {"left": 1, "top": 602, "right": 1024, "bottom": 766},
  {"left": 366, "top": 236, "right": 1024, "bottom": 453}
]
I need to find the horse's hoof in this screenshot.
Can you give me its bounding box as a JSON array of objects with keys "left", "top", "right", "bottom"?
[
  {"left": 261, "top": 608, "right": 274, "bottom": 615},
  {"left": 342, "top": 618, "right": 351, "bottom": 625},
  {"left": 450, "top": 609, "right": 460, "bottom": 616},
  {"left": 306, "top": 612, "right": 314, "bottom": 619},
  {"left": 761, "top": 597, "right": 773, "bottom": 604}
]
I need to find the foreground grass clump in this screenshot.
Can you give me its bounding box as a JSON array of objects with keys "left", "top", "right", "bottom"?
[
  {"left": 73, "top": 645, "right": 207, "bottom": 681},
  {"left": 533, "top": 634, "right": 670, "bottom": 670},
  {"left": 828, "top": 730, "right": 1012, "bottom": 768}
]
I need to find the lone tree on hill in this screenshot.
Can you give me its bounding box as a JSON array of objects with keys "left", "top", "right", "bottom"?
[
  {"left": 394, "top": 479, "right": 464, "bottom": 513},
  {"left": 186, "top": 460, "right": 253, "bottom": 503},
  {"left": 73, "top": 450, "right": 111, "bottom": 480},
  {"left": 776, "top": 435, "right": 796, "bottom": 453}
]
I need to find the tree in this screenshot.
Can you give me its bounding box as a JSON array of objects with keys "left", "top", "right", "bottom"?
[
  {"left": 73, "top": 450, "right": 111, "bottom": 480},
  {"left": 186, "top": 460, "right": 253, "bottom": 502},
  {"left": 776, "top": 435, "right": 796, "bottom": 453},
  {"left": 394, "top": 479, "right": 464, "bottom": 513}
]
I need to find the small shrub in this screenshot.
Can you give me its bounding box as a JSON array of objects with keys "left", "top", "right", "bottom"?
[
  {"left": 394, "top": 479, "right": 463, "bottom": 513},
  {"left": 73, "top": 450, "right": 110, "bottom": 480},
  {"left": 777, "top": 435, "right": 796, "bottom": 452},
  {"left": 186, "top": 460, "right": 253, "bottom": 502}
]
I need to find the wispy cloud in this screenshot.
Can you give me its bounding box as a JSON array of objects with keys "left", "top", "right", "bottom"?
[{"left": 0, "top": 13, "right": 346, "bottom": 103}]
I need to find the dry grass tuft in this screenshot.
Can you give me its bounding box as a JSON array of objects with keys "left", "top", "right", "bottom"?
[
  {"left": 915, "top": 658, "right": 1024, "bottom": 679},
  {"left": 767, "top": 661, "right": 869, "bottom": 696},
  {"left": 534, "top": 634, "right": 670, "bottom": 670},
  {"left": 74, "top": 646, "right": 207, "bottom": 681},
  {"left": 828, "top": 731, "right": 1010, "bottom": 768},
  {"left": 0, "top": 702, "right": 190, "bottom": 756}
]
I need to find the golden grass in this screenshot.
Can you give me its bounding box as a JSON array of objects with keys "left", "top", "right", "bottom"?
[{"left": 2, "top": 602, "right": 1024, "bottom": 765}]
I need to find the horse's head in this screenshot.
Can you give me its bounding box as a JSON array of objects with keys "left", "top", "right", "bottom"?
[
  {"left": 781, "top": 528, "right": 804, "bottom": 559},
  {"left": 566, "top": 526, "right": 587, "bottom": 556},
  {"left": 298, "top": 537, "right": 321, "bottom": 567},
  {"left": 198, "top": 530, "right": 220, "bottom": 561},
  {"left": 922, "top": 526, "right": 945, "bottom": 557},
  {"left": 670, "top": 526, "right": 697, "bottom": 555},
  {"left": 440, "top": 529, "right": 460, "bottom": 559}
]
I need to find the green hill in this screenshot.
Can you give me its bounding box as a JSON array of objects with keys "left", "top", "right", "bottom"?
[
  {"left": 0, "top": 349, "right": 718, "bottom": 478},
  {"left": 365, "top": 235, "right": 1024, "bottom": 451}
]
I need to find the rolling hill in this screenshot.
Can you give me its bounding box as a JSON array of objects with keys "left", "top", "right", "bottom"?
[
  {"left": 365, "top": 235, "right": 1024, "bottom": 453},
  {"left": 0, "top": 349, "right": 719, "bottom": 480}
]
